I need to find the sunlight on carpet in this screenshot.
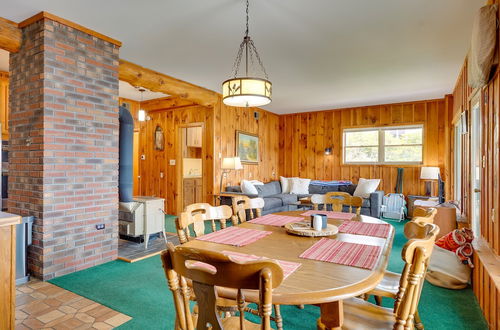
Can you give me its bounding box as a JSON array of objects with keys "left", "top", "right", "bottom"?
[{"left": 49, "top": 220, "right": 488, "bottom": 329}]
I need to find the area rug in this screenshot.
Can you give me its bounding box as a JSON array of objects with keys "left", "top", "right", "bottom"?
[{"left": 49, "top": 221, "right": 488, "bottom": 329}]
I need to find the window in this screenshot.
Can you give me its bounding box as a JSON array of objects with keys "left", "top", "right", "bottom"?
[{"left": 343, "top": 125, "right": 423, "bottom": 164}]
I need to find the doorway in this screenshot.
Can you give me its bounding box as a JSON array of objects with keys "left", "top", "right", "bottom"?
[
  {"left": 179, "top": 123, "right": 204, "bottom": 211},
  {"left": 470, "top": 98, "right": 481, "bottom": 236}
]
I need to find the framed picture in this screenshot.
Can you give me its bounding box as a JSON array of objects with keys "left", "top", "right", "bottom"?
[
  {"left": 236, "top": 130, "right": 259, "bottom": 164},
  {"left": 155, "top": 125, "right": 164, "bottom": 151}
]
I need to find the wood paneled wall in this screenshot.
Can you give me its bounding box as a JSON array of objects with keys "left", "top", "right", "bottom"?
[
  {"left": 278, "top": 99, "right": 450, "bottom": 197},
  {"left": 213, "top": 98, "right": 280, "bottom": 194},
  {"left": 136, "top": 99, "right": 213, "bottom": 215},
  {"left": 450, "top": 2, "right": 500, "bottom": 327}
]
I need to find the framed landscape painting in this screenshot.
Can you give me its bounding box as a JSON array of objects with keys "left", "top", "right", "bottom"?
[{"left": 236, "top": 131, "right": 259, "bottom": 164}]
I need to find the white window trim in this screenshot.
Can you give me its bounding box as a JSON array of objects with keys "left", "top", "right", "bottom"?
[{"left": 343, "top": 124, "right": 424, "bottom": 165}]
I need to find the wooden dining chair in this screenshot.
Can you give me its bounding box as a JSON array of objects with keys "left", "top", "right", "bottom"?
[
  {"left": 322, "top": 192, "right": 350, "bottom": 211},
  {"left": 412, "top": 207, "right": 437, "bottom": 224},
  {"left": 230, "top": 195, "right": 265, "bottom": 225},
  {"left": 161, "top": 243, "right": 284, "bottom": 330},
  {"left": 342, "top": 223, "right": 439, "bottom": 329},
  {"left": 359, "top": 222, "right": 440, "bottom": 330},
  {"left": 176, "top": 203, "right": 233, "bottom": 244},
  {"left": 345, "top": 195, "right": 363, "bottom": 215}
]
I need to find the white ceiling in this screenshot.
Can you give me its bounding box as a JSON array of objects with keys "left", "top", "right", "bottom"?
[{"left": 0, "top": 0, "right": 484, "bottom": 114}]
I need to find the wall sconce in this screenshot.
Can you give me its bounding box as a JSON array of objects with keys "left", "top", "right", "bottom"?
[
  {"left": 324, "top": 147, "right": 332, "bottom": 155},
  {"left": 138, "top": 109, "right": 146, "bottom": 122}
]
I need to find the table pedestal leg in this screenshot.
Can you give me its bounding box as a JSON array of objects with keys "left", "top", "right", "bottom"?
[{"left": 317, "top": 300, "right": 343, "bottom": 330}]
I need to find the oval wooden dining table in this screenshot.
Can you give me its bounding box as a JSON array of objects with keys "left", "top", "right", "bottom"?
[{"left": 182, "top": 210, "right": 395, "bottom": 330}]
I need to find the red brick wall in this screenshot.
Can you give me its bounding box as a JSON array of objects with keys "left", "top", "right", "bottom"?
[{"left": 9, "top": 18, "right": 120, "bottom": 280}]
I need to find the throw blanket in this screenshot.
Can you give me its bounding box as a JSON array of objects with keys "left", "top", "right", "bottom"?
[
  {"left": 310, "top": 180, "right": 352, "bottom": 186},
  {"left": 435, "top": 228, "right": 474, "bottom": 268}
]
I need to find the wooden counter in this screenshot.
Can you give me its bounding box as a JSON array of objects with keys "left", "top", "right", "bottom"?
[{"left": 0, "top": 212, "right": 22, "bottom": 330}]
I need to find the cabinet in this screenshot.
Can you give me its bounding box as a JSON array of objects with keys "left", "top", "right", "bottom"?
[
  {"left": 0, "top": 72, "right": 8, "bottom": 140},
  {"left": 186, "top": 126, "right": 202, "bottom": 148},
  {"left": 183, "top": 178, "right": 202, "bottom": 208},
  {"left": 0, "top": 212, "right": 21, "bottom": 329}
]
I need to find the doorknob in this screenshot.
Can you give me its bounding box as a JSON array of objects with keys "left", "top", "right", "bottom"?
[{"left": 474, "top": 188, "right": 481, "bottom": 193}]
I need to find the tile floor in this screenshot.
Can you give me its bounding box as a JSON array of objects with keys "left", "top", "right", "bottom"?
[{"left": 15, "top": 279, "right": 131, "bottom": 329}]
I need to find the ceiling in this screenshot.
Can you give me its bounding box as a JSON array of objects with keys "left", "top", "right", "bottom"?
[
  {"left": 119, "top": 81, "right": 168, "bottom": 102},
  {"left": 0, "top": 0, "right": 484, "bottom": 114}
]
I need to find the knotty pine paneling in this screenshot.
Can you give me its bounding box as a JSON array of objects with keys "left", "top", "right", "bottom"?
[
  {"left": 279, "top": 99, "right": 449, "bottom": 197},
  {"left": 213, "top": 97, "right": 280, "bottom": 194},
  {"left": 137, "top": 102, "right": 213, "bottom": 215}
]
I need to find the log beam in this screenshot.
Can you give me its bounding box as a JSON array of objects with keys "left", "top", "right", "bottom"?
[
  {"left": 119, "top": 59, "right": 219, "bottom": 108},
  {"left": 0, "top": 17, "right": 22, "bottom": 53}
]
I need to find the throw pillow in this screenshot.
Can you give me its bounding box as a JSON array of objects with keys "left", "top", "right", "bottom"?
[
  {"left": 241, "top": 180, "right": 259, "bottom": 195},
  {"left": 290, "top": 178, "right": 311, "bottom": 195},
  {"left": 280, "top": 176, "right": 293, "bottom": 194},
  {"left": 249, "top": 180, "right": 264, "bottom": 185},
  {"left": 353, "top": 178, "right": 380, "bottom": 198}
]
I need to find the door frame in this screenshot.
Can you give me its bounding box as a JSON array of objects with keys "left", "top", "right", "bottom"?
[
  {"left": 470, "top": 92, "right": 481, "bottom": 236},
  {"left": 177, "top": 122, "right": 205, "bottom": 213}
]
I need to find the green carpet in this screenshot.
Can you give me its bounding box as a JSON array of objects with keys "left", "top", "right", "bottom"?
[{"left": 49, "top": 220, "right": 488, "bottom": 329}]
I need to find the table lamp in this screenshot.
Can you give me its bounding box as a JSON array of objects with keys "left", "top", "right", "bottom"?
[
  {"left": 420, "top": 167, "right": 440, "bottom": 196},
  {"left": 219, "top": 157, "right": 243, "bottom": 193}
]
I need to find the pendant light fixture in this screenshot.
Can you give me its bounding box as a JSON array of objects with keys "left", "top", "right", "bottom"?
[
  {"left": 222, "top": 0, "right": 272, "bottom": 107},
  {"left": 137, "top": 87, "right": 146, "bottom": 122}
]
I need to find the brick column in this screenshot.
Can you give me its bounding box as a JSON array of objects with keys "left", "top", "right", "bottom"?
[{"left": 9, "top": 16, "right": 120, "bottom": 280}]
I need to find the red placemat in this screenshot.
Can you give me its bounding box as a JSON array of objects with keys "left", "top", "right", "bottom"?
[
  {"left": 191, "top": 251, "right": 301, "bottom": 279},
  {"left": 299, "top": 238, "right": 381, "bottom": 270},
  {"left": 338, "top": 220, "right": 391, "bottom": 238},
  {"left": 195, "top": 226, "right": 272, "bottom": 246},
  {"left": 301, "top": 210, "right": 355, "bottom": 220},
  {"left": 249, "top": 214, "right": 304, "bottom": 226}
]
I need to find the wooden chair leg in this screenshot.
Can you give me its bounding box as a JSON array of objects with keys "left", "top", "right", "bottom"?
[
  {"left": 414, "top": 309, "right": 424, "bottom": 330},
  {"left": 274, "top": 304, "right": 283, "bottom": 330},
  {"left": 374, "top": 295, "right": 382, "bottom": 306}
]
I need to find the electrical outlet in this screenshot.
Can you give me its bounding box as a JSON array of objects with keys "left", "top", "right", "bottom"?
[
  {"left": 96, "top": 224, "right": 105, "bottom": 230},
  {"left": 169, "top": 159, "right": 176, "bottom": 165}
]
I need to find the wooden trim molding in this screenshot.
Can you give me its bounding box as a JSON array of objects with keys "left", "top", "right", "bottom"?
[
  {"left": 0, "top": 17, "right": 22, "bottom": 52},
  {"left": 119, "top": 59, "right": 219, "bottom": 108},
  {"left": 18, "top": 11, "right": 122, "bottom": 47}
]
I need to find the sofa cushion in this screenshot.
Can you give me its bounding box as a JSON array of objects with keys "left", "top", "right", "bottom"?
[
  {"left": 226, "top": 185, "right": 242, "bottom": 193},
  {"left": 263, "top": 197, "right": 283, "bottom": 210},
  {"left": 256, "top": 181, "right": 282, "bottom": 197},
  {"left": 339, "top": 184, "right": 356, "bottom": 195},
  {"left": 270, "top": 194, "right": 298, "bottom": 205}
]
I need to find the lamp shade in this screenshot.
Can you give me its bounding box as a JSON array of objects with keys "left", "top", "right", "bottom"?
[
  {"left": 222, "top": 157, "right": 243, "bottom": 170},
  {"left": 222, "top": 78, "right": 272, "bottom": 107},
  {"left": 420, "top": 167, "right": 440, "bottom": 180}
]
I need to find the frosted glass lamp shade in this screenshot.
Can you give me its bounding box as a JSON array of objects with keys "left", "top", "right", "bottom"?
[
  {"left": 420, "top": 167, "right": 440, "bottom": 180},
  {"left": 222, "top": 157, "right": 243, "bottom": 170},
  {"left": 222, "top": 78, "right": 272, "bottom": 107},
  {"left": 138, "top": 109, "right": 146, "bottom": 122}
]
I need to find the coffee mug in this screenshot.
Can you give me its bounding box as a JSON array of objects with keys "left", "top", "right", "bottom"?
[
  {"left": 312, "top": 215, "right": 322, "bottom": 231},
  {"left": 310, "top": 214, "right": 327, "bottom": 229}
]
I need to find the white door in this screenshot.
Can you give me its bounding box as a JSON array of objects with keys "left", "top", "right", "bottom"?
[{"left": 470, "top": 101, "right": 481, "bottom": 236}]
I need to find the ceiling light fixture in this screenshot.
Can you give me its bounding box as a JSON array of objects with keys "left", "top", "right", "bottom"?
[
  {"left": 222, "top": 0, "right": 272, "bottom": 108},
  {"left": 137, "top": 87, "right": 146, "bottom": 122}
]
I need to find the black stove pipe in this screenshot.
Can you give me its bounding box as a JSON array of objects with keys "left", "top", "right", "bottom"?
[{"left": 119, "top": 105, "right": 134, "bottom": 202}]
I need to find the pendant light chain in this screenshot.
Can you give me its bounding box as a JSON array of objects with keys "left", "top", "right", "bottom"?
[{"left": 229, "top": 0, "right": 269, "bottom": 80}]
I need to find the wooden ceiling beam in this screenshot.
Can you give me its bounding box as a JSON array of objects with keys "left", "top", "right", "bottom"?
[
  {"left": 0, "top": 17, "right": 22, "bottom": 53},
  {"left": 119, "top": 59, "right": 219, "bottom": 108},
  {"left": 140, "top": 96, "right": 197, "bottom": 112}
]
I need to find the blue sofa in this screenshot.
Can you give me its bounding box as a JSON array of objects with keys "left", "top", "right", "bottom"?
[{"left": 222, "top": 181, "right": 383, "bottom": 218}]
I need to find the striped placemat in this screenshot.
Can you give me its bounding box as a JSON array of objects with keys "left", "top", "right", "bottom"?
[
  {"left": 249, "top": 214, "right": 304, "bottom": 226},
  {"left": 299, "top": 238, "right": 381, "bottom": 270},
  {"left": 338, "top": 220, "right": 391, "bottom": 238},
  {"left": 191, "top": 251, "right": 301, "bottom": 279},
  {"left": 195, "top": 226, "right": 272, "bottom": 246},
  {"left": 301, "top": 210, "right": 355, "bottom": 220}
]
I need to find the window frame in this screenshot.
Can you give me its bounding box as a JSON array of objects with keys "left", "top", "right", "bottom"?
[{"left": 342, "top": 124, "right": 424, "bottom": 165}]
